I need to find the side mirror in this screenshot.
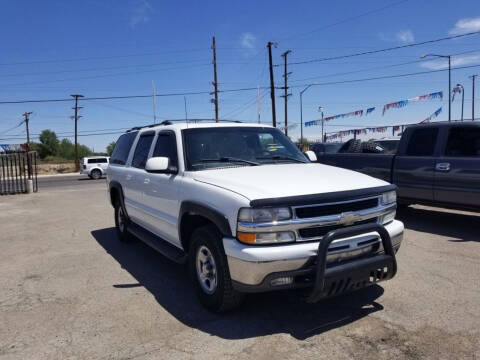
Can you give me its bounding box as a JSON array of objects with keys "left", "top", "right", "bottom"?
[
  {"left": 145, "top": 157, "right": 174, "bottom": 173},
  {"left": 303, "top": 150, "right": 317, "bottom": 162}
]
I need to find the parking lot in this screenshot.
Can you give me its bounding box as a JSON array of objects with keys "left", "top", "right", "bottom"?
[{"left": 1, "top": 176, "right": 479, "bottom": 359}]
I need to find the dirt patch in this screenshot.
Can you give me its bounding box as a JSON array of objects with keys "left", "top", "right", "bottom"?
[{"left": 37, "top": 163, "right": 75, "bottom": 175}]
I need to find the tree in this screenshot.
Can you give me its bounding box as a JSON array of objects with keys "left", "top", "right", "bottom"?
[
  {"left": 58, "top": 138, "right": 75, "bottom": 159},
  {"left": 38, "top": 130, "right": 59, "bottom": 158},
  {"left": 106, "top": 141, "right": 116, "bottom": 156}
]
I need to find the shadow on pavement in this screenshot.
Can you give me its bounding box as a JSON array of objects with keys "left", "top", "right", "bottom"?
[
  {"left": 397, "top": 206, "right": 480, "bottom": 243},
  {"left": 92, "top": 227, "right": 384, "bottom": 340}
]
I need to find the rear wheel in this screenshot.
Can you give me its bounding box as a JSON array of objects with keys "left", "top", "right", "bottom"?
[
  {"left": 114, "top": 201, "right": 131, "bottom": 242},
  {"left": 188, "top": 225, "right": 244, "bottom": 312},
  {"left": 91, "top": 169, "right": 102, "bottom": 180}
]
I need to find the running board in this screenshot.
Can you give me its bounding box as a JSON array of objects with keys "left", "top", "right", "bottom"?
[{"left": 127, "top": 223, "right": 187, "bottom": 264}]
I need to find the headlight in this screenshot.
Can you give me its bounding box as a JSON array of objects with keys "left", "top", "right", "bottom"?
[
  {"left": 238, "top": 207, "right": 291, "bottom": 223},
  {"left": 381, "top": 210, "right": 396, "bottom": 224},
  {"left": 237, "top": 231, "right": 295, "bottom": 244},
  {"left": 381, "top": 190, "right": 396, "bottom": 205}
]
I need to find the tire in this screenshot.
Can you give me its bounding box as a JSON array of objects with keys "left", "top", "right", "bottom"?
[
  {"left": 339, "top": 139, "right": 362, "bottom": 153},
  {"left": 91, "top": 169, "right": 102, "bottom": 180},
  {"left": 361, "top": 141, "right": 384, "bottom": 153},
  {"left": 114, "top": 201, "right": 132, "bottom": 242},
  {"left": 188, "top": 225, "right": 244, "bottom": 312}
]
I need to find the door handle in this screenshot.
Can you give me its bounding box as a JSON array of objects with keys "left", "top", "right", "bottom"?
[
  {"left": 435, "top": 162, "right": 451, "bottom": 171},
  {"left": 144, "top": 178, "right": 150, "bottom": 184}
]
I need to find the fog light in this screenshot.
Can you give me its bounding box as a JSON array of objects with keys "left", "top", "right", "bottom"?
[{"left": 270, "top": 276, "right": 294, "bottom": 287}]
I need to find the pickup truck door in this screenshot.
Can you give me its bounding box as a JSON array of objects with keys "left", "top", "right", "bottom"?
[
  {"left": 434, "top": 125, "right": 480, "bottom": 208},
  {"left": 393, "top": 127, "right": 439, "bottom": 201},
  {"left": 141, "top": 131, "right": 181, "bottom": 246}
]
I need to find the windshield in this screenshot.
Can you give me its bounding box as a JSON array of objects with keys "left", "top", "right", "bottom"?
[{"left": 183, "top": 127, "right": 308, "bottom": 170}]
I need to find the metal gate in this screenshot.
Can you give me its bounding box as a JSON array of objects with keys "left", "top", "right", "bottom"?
[{"left": 0, "top": 151, "right": 38, "bottom": 195}]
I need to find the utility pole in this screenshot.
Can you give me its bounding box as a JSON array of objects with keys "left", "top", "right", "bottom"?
[
  {"left": 71, "top": 94, "right": 84, "bottom": 172},
  {"left": 470, "top": 75, "right": 478, "bottom": 121},
  {"left": 257, "top": 86, "right": 261, "bottom": 124},
  {"left": 22, "top": 112, "right": 32, "bottom": 150},
  {"left": 211, "top": 36, "right": 219, "bottom": 122},
  {"left": 184, "top": 96, "right": 188, "bottom": 121},
  {"left": 267, "top": 41, "right": 277, "bottom": 127},
  {"left": 318, "top": 106, "right": 325, "bottom": 143},
  {"left": 281, "top": 50, "right": 292, "bottom": 136}
]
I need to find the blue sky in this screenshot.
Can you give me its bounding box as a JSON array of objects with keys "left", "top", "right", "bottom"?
[{"left": 1, "top": 0, "right": 480, "bottom": 151}]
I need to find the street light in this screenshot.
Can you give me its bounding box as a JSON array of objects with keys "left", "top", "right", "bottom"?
[
  {"left": 420, "top": 54, "right": 451, "bottom": 122},
  {"left": 454, "top": 83, "right": 464, "bottom": 121},
  {"left": 299, "top": 82, "right": 318, "bottom": 145},
  {"left": 318, "top": 106, "right": 325, "bottom": 143}
]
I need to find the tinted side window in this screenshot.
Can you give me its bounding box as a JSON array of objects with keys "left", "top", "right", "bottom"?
[
  {"left": 445, "top": 127, "right": 480, "bottom": 157},
  {"left": 153, "top": 132, "right": 178, "bottom": 169},
  {"left": 406, "top": 128, "right": 439, "bottom": 156},
  {"left": 132, "top": 134, "right": 154, "bottom": 169},
  {"left": 87, "top": 158, "right": 107, "bottom": 164},
  {"left": 111, "top": 132, "right": 138, "bottom": 165}
]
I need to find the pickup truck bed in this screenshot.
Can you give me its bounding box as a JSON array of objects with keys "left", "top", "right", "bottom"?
[{"left": 317, "top": 122, "right": 480, "bottom": 211}]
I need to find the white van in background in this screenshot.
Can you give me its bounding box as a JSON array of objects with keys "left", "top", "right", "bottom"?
[{"left": 80, "top": 156, "right": 109, "bottom": 179}]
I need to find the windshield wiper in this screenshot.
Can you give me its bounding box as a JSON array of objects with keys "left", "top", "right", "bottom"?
[
  {"left": 199, "top": 157, "right": 260, "bottom": 166},
  {"left": 256, "top": 155, "right": 306, "bottom": 163}
]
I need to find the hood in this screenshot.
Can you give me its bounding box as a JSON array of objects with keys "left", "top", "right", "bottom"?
[{"left": 192, "top": 163, "right": 389, "bottom": 201}]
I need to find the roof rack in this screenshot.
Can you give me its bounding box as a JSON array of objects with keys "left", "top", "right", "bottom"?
[{"left": 126, "top": 119, "right": 243, "bottom": 132}]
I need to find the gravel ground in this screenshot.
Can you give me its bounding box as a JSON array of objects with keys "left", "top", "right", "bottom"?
[{"left": 0, "top": 180, "right": 479, "bottom": 359}]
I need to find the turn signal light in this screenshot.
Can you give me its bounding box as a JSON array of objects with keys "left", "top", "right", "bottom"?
[{"left": 237, "top": 232, "right": 256, "bottom": 244}]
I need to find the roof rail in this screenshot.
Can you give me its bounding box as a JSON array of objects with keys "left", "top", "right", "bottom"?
[{"left": 126, "top": 119, "right": 243, "bottom": 132}]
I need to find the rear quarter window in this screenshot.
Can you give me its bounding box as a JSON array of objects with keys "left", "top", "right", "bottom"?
[{"left": 110, "top": 132, "right": 138, "bottom": 165}]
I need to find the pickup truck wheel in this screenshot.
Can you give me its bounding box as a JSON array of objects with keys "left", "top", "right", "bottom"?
[
  {"left": 114, "top": 202, "right": 131, "bottom": 242},
  {"left": 189, "top": 225, "right": 244, "bottom": 312}
]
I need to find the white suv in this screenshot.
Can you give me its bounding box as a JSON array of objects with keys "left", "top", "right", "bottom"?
[
  {"left": 107, "top": 121, "right": 403, "bottom": 312},
  {"left": 80, "top": 156, "right": 109, "bottom": 179}
]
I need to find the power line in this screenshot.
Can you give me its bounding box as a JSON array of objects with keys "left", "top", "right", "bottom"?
[
  {"left": 2, "top": 63, "right": 211, "bottom": 88},
  {"left": 290, "top": 48, "right": 480, "bottom": 83},
  {"left": 280, "top": 0, "right": 410, "bottom": 42},
  {"left": 289, "top": 64, "right": 480, "bottom": 88},
  {"left": 280, "top": 30, "right": 480, "bottom": 66},
  {"left": 2, "top": 63, "right": 479, "bottom": 107},
  {"left": 0, "top": 48, "right": 211, "bottom": 66}
]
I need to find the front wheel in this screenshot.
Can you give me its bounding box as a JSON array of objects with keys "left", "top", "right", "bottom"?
[{"left": 189, "top": 225, "right": 244, "bottom": 312}]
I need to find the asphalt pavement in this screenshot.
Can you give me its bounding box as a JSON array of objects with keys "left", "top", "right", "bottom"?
[
  {"left": 0, "top": 180, "right": 479, "bottom": 359},
  {"left": 37, "top": 173, "right": 105, "bottom": 188}
]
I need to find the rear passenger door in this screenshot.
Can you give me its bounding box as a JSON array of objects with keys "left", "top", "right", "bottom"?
[
  {"left": 108, "top": 131, "right": 138, "bottom": 211},
  {"left": 434, "top": 126, "right": 480, "bottom": 208},
  {"left": 142, "top": 131, "right": 181, "bottom": 245},
  {"left": 393, "top": 127, "right": 439, "bottom": 201}
]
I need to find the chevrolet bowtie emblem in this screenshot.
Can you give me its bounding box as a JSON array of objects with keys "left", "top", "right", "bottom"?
[{"left": 339, "top": 212, "right": 360, "bottom": 226}]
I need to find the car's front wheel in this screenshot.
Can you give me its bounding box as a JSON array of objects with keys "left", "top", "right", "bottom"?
[{"left": 189, "top": 225, "right": 244, "bottom": 312}]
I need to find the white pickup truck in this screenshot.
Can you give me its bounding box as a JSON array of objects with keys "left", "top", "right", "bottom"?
[{"left": 107, "top": 121, "right": 403, "bottom": 312}]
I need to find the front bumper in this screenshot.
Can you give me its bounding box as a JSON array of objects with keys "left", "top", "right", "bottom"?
[{"left": 223, "top": 219, "right": 403, "bottom": 293}]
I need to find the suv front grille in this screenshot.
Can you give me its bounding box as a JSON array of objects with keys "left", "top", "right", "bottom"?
[
  {"left": 295, "top": 198, "right": 379, "bottom": 219},
  {"left": 298, "top": 218, "right": 377, "bottom": 239}
]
